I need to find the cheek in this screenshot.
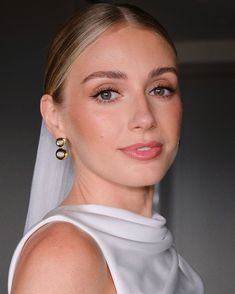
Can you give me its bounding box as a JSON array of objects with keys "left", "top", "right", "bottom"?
[
  {"left": 160, "top": 100, "right": 182, "bottom": 140},
  {"left": 67, "top": 104, "right": 120, "bottom": 147},
  {"left": 172, "top": 101, "right": 182, "bottom": 133}
]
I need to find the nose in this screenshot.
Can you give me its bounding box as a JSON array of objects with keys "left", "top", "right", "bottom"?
[{"left": 128, "top": 95, "right": 157, "bottom": 132}]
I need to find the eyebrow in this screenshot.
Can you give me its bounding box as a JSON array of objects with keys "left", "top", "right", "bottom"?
[
  {"left": 148, "top": 67, "right": 178, "bottom": 79},
  {"left": 81, "top": 71, "right": 127, "bottom": 84},
  {"left": 81, "top": 67, "right": 178, "bottom": 84}
]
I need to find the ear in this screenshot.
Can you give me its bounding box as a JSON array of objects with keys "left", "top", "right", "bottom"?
[{"left": 40, "top": 94, "right": 66, "bottom": 139}]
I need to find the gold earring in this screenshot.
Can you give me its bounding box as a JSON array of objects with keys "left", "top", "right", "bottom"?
[{"left": 56, "top": 138, "right": 68, "bottom": 160}]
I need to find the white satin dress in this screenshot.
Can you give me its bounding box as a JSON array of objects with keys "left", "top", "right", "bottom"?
[{"left": 8, "top": 204, "right": 204, "bottom": 293}]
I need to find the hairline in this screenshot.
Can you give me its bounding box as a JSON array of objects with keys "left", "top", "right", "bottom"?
[{"left": 55, "top": 21, "right": 176, "bottom": 97}]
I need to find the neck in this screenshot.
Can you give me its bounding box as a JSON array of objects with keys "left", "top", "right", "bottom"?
[{"left": 63, "top": 170, "right": 155, "bottom": 218}]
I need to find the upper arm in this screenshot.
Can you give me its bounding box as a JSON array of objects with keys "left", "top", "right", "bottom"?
[{"left": 11, "top": 222, "right": 109, "bottom": 294}]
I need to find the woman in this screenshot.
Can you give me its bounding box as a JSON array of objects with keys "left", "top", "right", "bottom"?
[{"left": 8, "top": 3, "right": 204, "bottom": 293}]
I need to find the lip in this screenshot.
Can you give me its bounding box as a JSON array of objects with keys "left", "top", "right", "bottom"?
[{"left": 119, "top": 141, "right": 163, "bottom": 161}]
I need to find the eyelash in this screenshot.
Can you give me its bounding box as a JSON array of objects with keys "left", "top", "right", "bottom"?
[
  {"left": 90, "top": 85, "right": 175, "bottom": 104},
  {"left": 149, "top": 85, "right": 175, "bottom": 98},
  {"left": 91, "top": 87, "right": 120, "bottom": 104}
]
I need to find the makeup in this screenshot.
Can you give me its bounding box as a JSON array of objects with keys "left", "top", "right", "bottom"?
[{"left": 119, "top": 141, "right": 163, "bottom": 160}]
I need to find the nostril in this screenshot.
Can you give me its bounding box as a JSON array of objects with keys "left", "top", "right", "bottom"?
[
  {"left": 128, "top": 95, "right": 157, "bottom": 131},
  {"left": 128, "top": 110, "right": 157, "bottom": 132}
]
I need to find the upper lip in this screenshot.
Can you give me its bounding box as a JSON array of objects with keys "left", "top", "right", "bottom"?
[{"left": 119, "top": 141, "right": 163, "bottom": 151}]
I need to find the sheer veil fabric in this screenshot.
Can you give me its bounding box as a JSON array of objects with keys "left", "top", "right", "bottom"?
[{"left": 24, "top": 121, "right": 73, "bottom": 233}]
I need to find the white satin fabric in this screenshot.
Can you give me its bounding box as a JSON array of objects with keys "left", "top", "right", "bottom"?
[{"left": 8, "top": 204, "right": 204, "bottom": 294}]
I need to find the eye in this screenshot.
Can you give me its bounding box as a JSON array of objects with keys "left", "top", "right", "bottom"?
[
  {"left": 99, "top": 90, "right": 116, "bottom": 100},
  {"left": 149, "top": 86, "right": 174, "bottom": 97},
  {"left": 92, "top": 88, "right": 120, "bottom": 103}
]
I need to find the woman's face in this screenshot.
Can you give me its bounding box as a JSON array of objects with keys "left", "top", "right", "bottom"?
[{"left": 60, "top": 25, "right": 182, "bottom": 187}]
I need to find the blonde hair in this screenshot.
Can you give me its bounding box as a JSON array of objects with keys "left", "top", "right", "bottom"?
[{"left": 44, "top": 3, "right": 177, "bottom": 103}]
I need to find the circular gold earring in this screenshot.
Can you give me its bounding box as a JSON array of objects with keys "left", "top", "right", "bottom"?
[{"left": 55, "top": 138, "right": 68, "bottom": 160}]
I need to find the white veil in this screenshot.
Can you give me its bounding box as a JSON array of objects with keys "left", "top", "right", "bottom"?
[{"left": 24, "top": 121, "right": 73, "bottom": 234}]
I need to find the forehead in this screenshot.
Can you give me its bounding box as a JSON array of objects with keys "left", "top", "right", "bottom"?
[{"left": 70, "top": 24, "right": 176, "bottom": 78}]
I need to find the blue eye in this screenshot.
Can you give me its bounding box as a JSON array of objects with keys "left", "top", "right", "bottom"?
[
  {"left": 99, "top": 90, "right": 116, "bottom": 100},
  {"left": 149, "top": 86, "right": 173, "bottom": 97},
  {"left": 92, "top": 89, "right": 119, "bottom": 103}
]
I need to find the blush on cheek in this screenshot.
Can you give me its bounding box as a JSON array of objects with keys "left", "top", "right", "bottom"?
[{"left": 171, "top": 101, "right": 182, "bottom": 131}]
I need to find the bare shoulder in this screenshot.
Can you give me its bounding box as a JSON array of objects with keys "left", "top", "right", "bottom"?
[{"left": 12, "top": 222, "right": 110, "bottom": 294}]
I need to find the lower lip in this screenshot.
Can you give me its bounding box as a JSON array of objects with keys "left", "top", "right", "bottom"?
[{"left": 120, "top": 145, "right": 163, "bottom": 161}]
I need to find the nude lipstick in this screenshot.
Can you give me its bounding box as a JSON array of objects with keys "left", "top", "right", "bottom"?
[{"left": 119, "top": 141, "right": 163, "bottom": 160}]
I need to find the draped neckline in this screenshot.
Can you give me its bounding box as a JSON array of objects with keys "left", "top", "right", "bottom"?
[{"left": 51, "top": 204, "right": 171, "bottom": 246}]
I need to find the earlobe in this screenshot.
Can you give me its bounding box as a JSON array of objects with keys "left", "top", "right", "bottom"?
[{"left": 40, "top": 94, "right": 65, "bottom": 138}]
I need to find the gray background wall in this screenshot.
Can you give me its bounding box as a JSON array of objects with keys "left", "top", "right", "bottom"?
[{"left": 1, "top": 1, "right": 235, "bottom": 293}]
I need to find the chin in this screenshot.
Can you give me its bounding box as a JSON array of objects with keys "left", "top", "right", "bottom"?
[
  {"left": 131, "top": 157, "right": 176, "bottom": 187},
  {"left": 118, "top": 170, "right": 167, "bottom": 188},
  {"left": 140, "top": 174, "right": 165, "bottom": 187}
]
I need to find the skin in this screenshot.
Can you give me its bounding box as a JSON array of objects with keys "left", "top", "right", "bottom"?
[
  {"left": 12, "top": 24, "right": 182, "bottom": 293},
  {"left": 43, "top": 24, "right": 182, "bottom": 217}
]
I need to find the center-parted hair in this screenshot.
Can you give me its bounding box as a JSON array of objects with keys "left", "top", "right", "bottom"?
[{"left": 44, "top": 3, "right": 177, "bottom": 104}]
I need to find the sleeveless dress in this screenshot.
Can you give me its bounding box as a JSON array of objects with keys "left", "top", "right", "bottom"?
[{"left": 8, "top": 204, "right": 204, "bottom": 293}]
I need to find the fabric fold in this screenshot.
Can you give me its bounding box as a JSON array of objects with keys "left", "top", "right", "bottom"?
[{"left": 8, "top": 204, "right": 204, "bottom": 294}]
